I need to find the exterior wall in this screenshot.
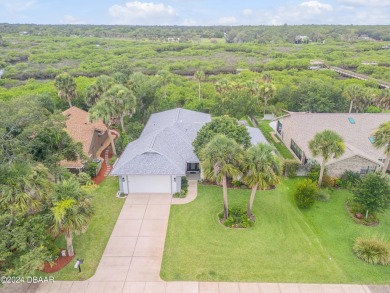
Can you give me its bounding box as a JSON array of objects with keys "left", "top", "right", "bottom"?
[
  {"left": 276, "top": 118, "right": 305, "bottom": 163},
  {"left": 89, "top": 130, "right": 109, "bottom": 158},
  {"left": 327, "top": 155, "right": 380, "bottom": 177}
]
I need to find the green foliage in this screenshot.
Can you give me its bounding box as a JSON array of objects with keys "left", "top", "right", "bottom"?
[
  {"left": 283, "top": 159, "right": 300, "bottom": 178},
  {"left": 353, "top": 236, "right": 390, "bottom": 265},
  {"left": 366, "top": 106, "right": 382, "bottom": 113},
  {"left": 77, "top": 172, "right": 93, "bottom": 186},
  {"left": 294, "top": 179, "right": 318, "bottom": 209},
  {"left": 338, "top": 170, "right": 362, "bottom": 190},
  {"left": 257, "top": 120, "right": 295, "bottom": 160},
  {"left": 219, "top": 208, "right": 254, "bottom": 228},
  {"left": 84, "top": 161, "right": 99, "bottom": 178},
  {"left": 181, "top": 177, "right": 189, "bottom": 194},
  {"left": 54, "top": 72, "right": 77, "bottom": 107},
  {"left": 373, "top": 121, "right": 390, "bottom": 157},
  {"left": 173, "top": 190, "right": 187, "bottom": 198},
  {"left": 353, "top": 173, "right": 390, "bottom": 219},
  {"left": 317, "top": 190, "right": 331, "bottom": 202},
  {"left": 193, "top": 116, "right": 251, "bottom": 157}
]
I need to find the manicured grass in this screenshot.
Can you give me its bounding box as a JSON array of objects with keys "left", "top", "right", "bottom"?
[
  {"left": 38, "top": 177, "right": 124, "bottom": 280},
  {"left": 161, "top": 180, "right": 390, "bottom": 283},
  {"left": 257, "top": 120, "right": 295, "bottom": 160}
]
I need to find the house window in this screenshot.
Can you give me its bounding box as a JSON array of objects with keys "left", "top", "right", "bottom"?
[
  {"left": 187, "top": 163, "right": 200, "bottom": 172},
  {"left": 360, "top": 166, "right": 377, "bottom": 175},
  {"left": 290, "top": 139, "right": 302, "bottom": 161},
  {"left": 277, "top": 121, "right": 283, "bottom": 135}
]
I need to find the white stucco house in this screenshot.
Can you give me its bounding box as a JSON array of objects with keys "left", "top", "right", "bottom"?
[{"left": 111, "top": 108, "right": 268, "bottom": 195}]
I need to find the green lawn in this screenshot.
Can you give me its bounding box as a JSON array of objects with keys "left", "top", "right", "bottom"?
[
  {"left": 38, "top": 177, "right": 124, "bottom": 280},
  {"left": 161, "top": 180, "right": 390, "bottom": 283},
  {"left": 257, "top": 120, "right": 295, "bottom": 160}
]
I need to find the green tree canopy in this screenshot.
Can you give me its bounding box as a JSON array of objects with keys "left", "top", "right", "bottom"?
[
  {"left": 373, "top": 121, "right": 390, "bottom": 174},
  {"left": 54, "top": 72, "right": 77, "bottom": 108},
  {"left": 193, "top": 116, "right": 251, "bottom": 157},
  {"left": 353, "top": 173, "right": 390, "bottom": 219}
]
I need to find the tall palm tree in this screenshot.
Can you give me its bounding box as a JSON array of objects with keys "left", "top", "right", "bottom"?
[
  {"left": 89, "top": 99, "right": 117, "bottom": 156},
  {"left": 157, "top": 70, "right": 171, "bottom": 99},
  {"left": 49, "top": 178, "right": 94, "bottom": 257},
  {"left": 343, "top": 84, "right": 363, "bottom": 113},
  {"left": 102, "top": 84, "right": 136, "bottom": 132},
  {"left": 54, "top": 73, "right": 77, "bottom": 108},
  {"left": 242, "top": 144, "right": 282, "bottom": 217},
  {"left": 200, "top": 135, "right": 243, "bottom": 219},
  {"left": 85, "top": 75, "right": 115, "bottom": 106},
  {"left": 259, "top": 83, "right": 276, "bottom": 116},
  {"left": 194, "top": 69, "right": 205, "bottom": 100},
  {"left": 309, "top": 130, "right": 346, "bottom": 187},
  {"left": 373, "top": 121, "right": 390, "bottom": 174}
]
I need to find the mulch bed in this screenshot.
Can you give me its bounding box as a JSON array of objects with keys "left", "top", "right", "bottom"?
[
  {"left": 345, "top": 203, "right": 379, "bottom": 227},
  {"left": 42, "top": 253, "right": 75, "bottom": 273}
]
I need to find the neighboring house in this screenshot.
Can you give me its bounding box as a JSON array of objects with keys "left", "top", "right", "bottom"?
[
  {"left": 61, "top": 106, "right": 109, "bottom": 172},
  {"left": 111, "top": 108, "right": 267, "bottom": 195},
  {"left": 275, "top": 112, "right": 390, "bottom": 176}
]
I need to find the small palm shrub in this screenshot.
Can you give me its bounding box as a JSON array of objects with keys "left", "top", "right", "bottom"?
[
  {"left": 353, "top": 236, "right": 390, "bottom": 265},
  {"left": 338, "top": 170, "right": 361, "bottom": 190},
  {"left": 294, "top": 179, "right": 318, "bottom": 208},
  {"left": 219, "top": 208, "right": 254, "bottom": 228}
]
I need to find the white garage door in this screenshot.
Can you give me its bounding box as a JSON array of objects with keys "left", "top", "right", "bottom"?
[{"left": 128, "top": 175, "right": 171, "bottom": 194}]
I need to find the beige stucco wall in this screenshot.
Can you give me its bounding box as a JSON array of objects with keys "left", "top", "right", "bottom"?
[{"left": 327, "top": 155, "right": 380, "bottom": 177}]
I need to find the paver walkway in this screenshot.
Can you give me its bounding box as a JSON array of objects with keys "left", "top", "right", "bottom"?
[{"left": 1, "top": 191, "right": 389, "bottom": 293}]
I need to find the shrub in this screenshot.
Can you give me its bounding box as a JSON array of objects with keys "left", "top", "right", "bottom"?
[
  {"left": 77, "top": 172, "right": 93, "bottom": 186},
  {"left": 173, "top": 190, "right": 187, "bottom": 198},
  {"left": 308, "top": 164, "right": 334, "bottom": 188},
  {"left": 181, "top": 176, "right": 189, "bottom": 194},
  {"left": 219, "top": 208, "right": 254, "bottom": 228},
  {"left": 338, "top": 170, "right": 361, "bottom": 190},
  {"left": 283, "top": 159, "right": 300, "bottom": 178},
  {"left": 84, "top": 161, "right": 99, "bottom": 177},
  {"left": 294, "top": 179, "right": 318, "bottom": 209},
  {"left": 353, "top": 236, "right": 390, "bottom": 265},
  {"left": 109, "top": 156, "right": 117, "bottom": 166}
]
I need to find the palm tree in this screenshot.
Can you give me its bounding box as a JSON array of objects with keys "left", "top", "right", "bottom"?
[
  {"left": 102, "top": 84, "right": 136, "bottom": 132},
  {"left": 157, "top": 70, "right": 171, "bottom": 99},
  {"left": 309, "top": 130, "right": 346, "bottom": 187},
  {"left": 200, "top": 135, "right": 243, "bottom": 219},
  {"left": 242, "top": 144, "right": 282, "bottom": 217},
  {"left": 343, "top": 84, "right": 363, "bottom": 113},
  {"left": 49, "top": 178, "right": 94, "bottom": 257},
  {"left": 259, "top": 83, "right": 276, "bottom": 116},
  {"left": 54, "top": 73, "right": 77, "bottom": 108},
  {"left": 0, "top": 162, "right": 53, "bottom": 216},
  {"left": 89, "top": 99, "right": 117, "bottom": 156},
  {"left": 373, "top": 121, "right": 390, "bottom": 174},
  {"left": 194, "top": 69, "right": 205, "bottom": 100},
  {"left": 85, "top": 75, "right": 115, "bottom": 106}
]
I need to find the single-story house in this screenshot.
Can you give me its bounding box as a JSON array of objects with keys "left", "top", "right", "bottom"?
[
  {"left": 275, "top": 112, "right": 390, "bottom": 176},
  {"left": 111, "top": 108, "right": 268, "bottom": 195},
  {"left": 61, "top": 106, "right": 109, "bottom": 172}
]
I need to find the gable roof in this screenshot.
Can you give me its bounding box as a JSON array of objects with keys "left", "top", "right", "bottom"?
[
  {"left": 62, "top": 106, "right": 107, "bottom": 157},
  {"left": 111, "top": 108, "right": 212, "bottom": 176},
  {"left": 278, "top": 112, "right": 389, "bottom": 165}
]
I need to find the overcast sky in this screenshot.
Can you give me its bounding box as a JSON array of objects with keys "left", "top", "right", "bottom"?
[{"left": 0, "top": 0, "right": 389, "bottom": 25}]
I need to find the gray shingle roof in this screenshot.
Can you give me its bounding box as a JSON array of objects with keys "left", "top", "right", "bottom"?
[
  {"left": 279, "top": 113, "right": 389, "bottom": 165},
  {"left": 111, "top": 108, "right": 211, "bottom": 175}
]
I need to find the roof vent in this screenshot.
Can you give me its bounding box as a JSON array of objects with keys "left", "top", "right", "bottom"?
[
  {"left": 348, "top": 117, "right": 355, "bottom": 124},
  {"left": 368, "top": 137, "right": 375, "bottom": 144}
]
